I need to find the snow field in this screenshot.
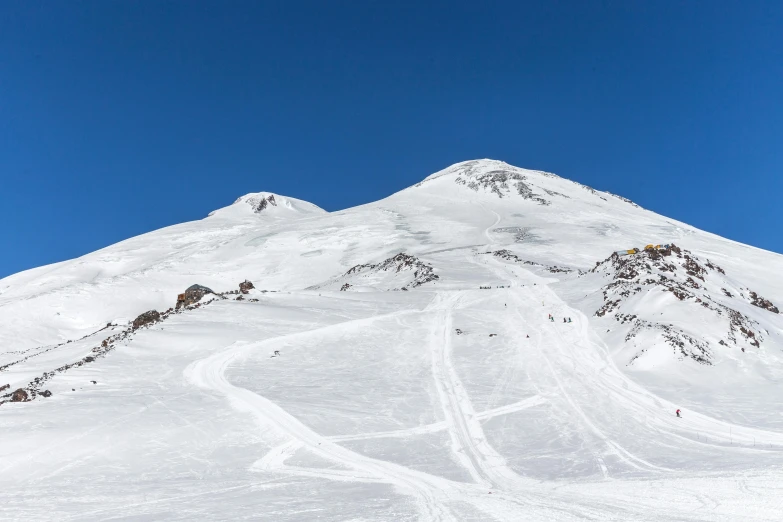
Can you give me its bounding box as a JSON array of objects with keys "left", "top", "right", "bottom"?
[{"left": 2, "top": 160, "right": 783, "bottom": 520}]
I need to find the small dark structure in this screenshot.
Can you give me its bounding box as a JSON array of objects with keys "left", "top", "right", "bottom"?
[
  {"left": 176, "top": 284, "right": 214, "bottom": 309},
  {"left": 239, "top": 280, "right": 255, "bottom": 294}
]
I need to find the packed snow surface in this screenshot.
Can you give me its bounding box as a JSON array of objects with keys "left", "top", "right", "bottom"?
[{"left": 2, "top": 160, "right": 783, "bottom": 521}]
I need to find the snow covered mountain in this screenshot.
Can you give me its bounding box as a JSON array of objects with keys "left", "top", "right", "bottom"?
[{"left": 2, "top": 159, "right": 783, "bottom": 521}]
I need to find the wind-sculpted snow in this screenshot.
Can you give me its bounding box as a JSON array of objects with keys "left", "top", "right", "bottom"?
[{"left": 2, "top": 159, "right": 783, "bottom": 520}]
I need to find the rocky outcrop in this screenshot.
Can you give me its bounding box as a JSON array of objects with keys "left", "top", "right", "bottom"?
[
  {"left": 239, "top": 280, "right": 255, "bottom": 294},
  {"left": 132, "top": 310, "right": 161, "bottom": 329},
  {"left": 455, "top": 168, "right": 550, "bottom": 205},
  {"left": 18, "top": 282, "right": 246, "bottom": 406},
  {"left": 0, "top": 384, "right": 8, "bottom": 393},
  {"left": 11, "top": 388, "right": 29, "bottom": 402},
  {"left": 588, "top": 244, "right": 769, "bottom": 365},
  {"left": 312, "top": 253, "right": 439, "bottom": 292},
  {"left": 749, "top": 291, "right": 779, "bottom": 314},
  {"left": 489, "top": 250, "right": 577, "bottom": 274},
  {"left": 247, "top": 194, "right": 278, "bottom": 213},
  {"left": 176, "top": 284, "right": 214, "bottom": 310},
  {"left": 348, "top": 253, "right": 439, "bottom": 289}
]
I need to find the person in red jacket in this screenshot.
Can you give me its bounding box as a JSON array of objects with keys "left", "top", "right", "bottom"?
[{"left": 676, "top": 409, "right": 681, "bottom": 418}]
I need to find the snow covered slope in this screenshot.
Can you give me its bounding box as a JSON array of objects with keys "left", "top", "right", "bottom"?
[{"left": 2, "top": 160, "right": 783, "bottom": 521}]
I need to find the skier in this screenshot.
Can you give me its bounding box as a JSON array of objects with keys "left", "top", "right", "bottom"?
[
  {"left": 550, "top": 316, "right": 554, "bottom": 322},
  {"left": 568, "top": 317, "right": 572, "bottom": 323},
  {"left": 526, "top": 334, "right": 529, "bottom": 338},
  {"left": 563, "top": 318, "right": 567, "bottom": 323},
  {"left": 676, "top": 409, "right": 681, "bottom": 418}
]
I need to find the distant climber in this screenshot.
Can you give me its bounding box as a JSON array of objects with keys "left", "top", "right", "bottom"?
[
  {"left": 563, "top": 318, "right": 567, "bottom": 323},
  {"left": 676, "top": 409, "right": 681, "bottom": 418},
  {"left": 568, "top": 317, "right": 572, "bottom": 323}
]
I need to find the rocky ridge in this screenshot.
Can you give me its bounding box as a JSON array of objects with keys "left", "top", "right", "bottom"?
[{"left": 587, "top": 245, "right": 778, "bottom": 365}]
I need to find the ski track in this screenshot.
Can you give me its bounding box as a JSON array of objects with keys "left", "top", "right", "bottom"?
[
  {"left": 185, "top": 309, "right": 482, "bottom": 521},
  {"left": 184, "top": 292, "right": 597, "bottom": 521},
  {"left": 325, "top": 394, "right": 545, "bottom": 444},
  {"left": 8, "top": 192, "right": 783, "bottom": 521},
  {"left": 428, "top": 291, "right": 530, "bottom": 491}
]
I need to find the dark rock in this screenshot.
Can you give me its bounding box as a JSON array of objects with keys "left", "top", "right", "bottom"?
[
  {"left": 342, "top": 253, "right": 439, "bottom": 290},
  {"left": 176, "top": 284, "right": 214, "bottom": 309},
  {"left": 10, "top": 389, "right": 28, "bottom": 402},
  {"left": 239, "top": 280, "right": 255, "bottom": 294},
  {"left": 0, "top": 384, "right": 8, "bottom": 393},
  {"left": 749, "top": 291, "right": 779, "bottom": 314},
  {"left": 340, "top": 283, "right": 352, "bottom": 291},
  {"left": 133, "top": 310, "right": 161, "bottom": 329},
  {"left": 249, "top": 194, "right": 278, "bottom": 213},
  {"left": 40, "top": 390, "right": 52, "bottom": 398},
  {"left": 236, "top": 295, "right": 244, "bottom": 301}
]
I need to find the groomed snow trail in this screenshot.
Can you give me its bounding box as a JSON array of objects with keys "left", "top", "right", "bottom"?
[
  {"left": 428, "top": 292, "right": 530, "bottom": 490},
  {"left": 184, "top": 295, "right": 613, "bottom": 521},
  {"left": 185, "top": 313, "right": 459, "bottom": 522},
  {"left": 6, "top": 160, "right": 783, "bottom": 521}
]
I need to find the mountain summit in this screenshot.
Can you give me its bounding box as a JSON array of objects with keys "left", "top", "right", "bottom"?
[
  {"left": 208, "top": 192, "right": 327, "bottom": 218},
  {"left": 2, "top": 160, "right": 782, "bottom": 521}
]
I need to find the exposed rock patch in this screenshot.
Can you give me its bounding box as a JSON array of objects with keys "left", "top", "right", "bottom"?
[
  {"left": 588, "top": 244, "right": 768, "bottom": 365},
  {"left": 132, "top": 310, "right": 161, "bottom": 330},
  {"left": 11, "top": 388, "right": 29, "bottom": 402},
  {"left": 455, "top": 169, "right": 550, "bottom": 205},
  {"left": 312, "top": 253, "right": 438, "bottom": 292},
  {"left": 488, "top": 250, "right": 579, "bottom": 274},
  {"left": 749, "top": 291, "right": 779, "bottom": 314},
  {"left": 247, "top": 194, "right": 278, "bottom": 213},
  {"left": 176, "top": 284, "right": 214, "bottom": 310},
  {"left": 12, "top": 280, "right": 252, "bottom": 405}
]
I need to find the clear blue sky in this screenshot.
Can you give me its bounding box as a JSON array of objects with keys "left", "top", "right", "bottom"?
[{"left": 2, "top": 1, "right": 781, "bottom": 278}]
